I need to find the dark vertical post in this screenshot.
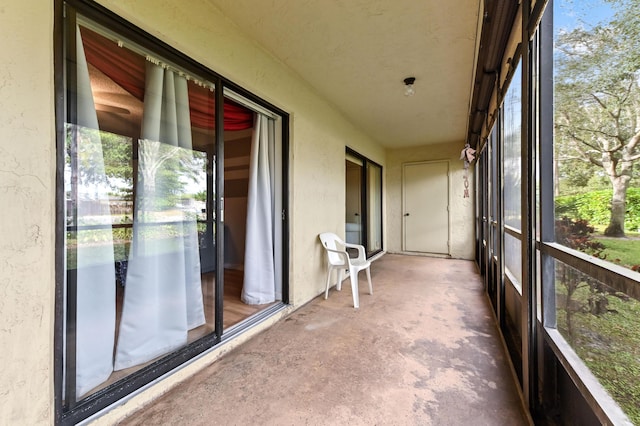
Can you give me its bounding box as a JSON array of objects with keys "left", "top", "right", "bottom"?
[
  {"left": 214, "top": 83, "right": 225, "bottom": 337},
  {"left": 540, "top": 0, "right": 556, "bottom": 329},
  {"left": 539, "top": 2, "right": 557, "bottom": 416},
  {"left": 521, "top": 0, "right": 539, "bottom": 413},
  {"left": 54, "top": 0, "right": 66, "bottom": 420},
  {"left": 361, "top": 161, "right": 368, "bottom": 252},
  {"left": 496, "top": 115, "right": 505, "bottom": 330},
  {"left": 281, "top": 116, "right": 290, "bottom": 305},
  {"left": 64, "top": 5, "right": 78, "bottom": 409}
]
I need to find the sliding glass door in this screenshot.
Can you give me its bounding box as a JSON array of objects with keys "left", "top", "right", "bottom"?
[
  {"left": 58, "top": 3, "right": 288, "bottom": 423},
  {"left": 345, "top": 149, "right": 382, "bottom": 257}
]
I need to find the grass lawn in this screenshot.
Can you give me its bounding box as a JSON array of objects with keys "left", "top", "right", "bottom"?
[
  {"left": 593, "top": 233, "right": 640, "bottom": 270},
  {"left": 556, "top": 228, "right": 640, "bottom": 423},
  {"left": 556, "top": 283, "right": 640, "bottom": 424}
]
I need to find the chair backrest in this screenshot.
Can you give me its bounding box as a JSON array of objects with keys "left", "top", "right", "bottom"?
[{"left": 318, "top": 232, "right": 346, "bottom": 266}]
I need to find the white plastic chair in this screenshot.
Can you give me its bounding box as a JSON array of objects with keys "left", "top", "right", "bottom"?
[{"left": 318, "top": 232, "right": 373, "bottom": 308}]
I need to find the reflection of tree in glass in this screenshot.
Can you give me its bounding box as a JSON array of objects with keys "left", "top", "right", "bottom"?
[
  {"left": 137, "top": 139, "right": 205, "bottom": 214},
  {"left": 100, "top": 131, "right": 133, "bottom": 198},
  {"left": 555, "top": 217, "right": 607, "bottom": 337},
  {"left": 67, "top": 128, "right": 132, "bottom": 192},
  {"left": 555, "top": 0, "right": 640, "bottom": 237}
]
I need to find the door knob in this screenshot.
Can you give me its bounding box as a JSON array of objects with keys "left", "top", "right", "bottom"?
[{"left": 404, "top": 213, "right": 410, "bottom": 216}]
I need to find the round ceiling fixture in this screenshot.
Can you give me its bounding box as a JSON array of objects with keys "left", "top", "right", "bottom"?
[{"left": 403, "top": 77, "right": 416, "bottom": 97}]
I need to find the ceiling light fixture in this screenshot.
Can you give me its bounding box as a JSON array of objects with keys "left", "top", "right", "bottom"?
[{"left": 403, "top": 77, "right": 416, "bottom": 97}]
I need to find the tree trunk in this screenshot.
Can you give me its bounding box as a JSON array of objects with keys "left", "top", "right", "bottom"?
[
  {"left": 601, "top": 143, "right": 633, "bottom": 237},
  {"left": 604, "top": 176, "right": 629, "bottom": 237}
]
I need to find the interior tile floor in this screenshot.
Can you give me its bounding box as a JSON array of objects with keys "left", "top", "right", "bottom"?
[{"left": 117, "top": 254, "right": 531, "bottom": 425}]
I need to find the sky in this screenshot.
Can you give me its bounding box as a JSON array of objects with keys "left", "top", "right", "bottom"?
[{"left": 554, "top": 0, "right": 616, "bottom": 34}]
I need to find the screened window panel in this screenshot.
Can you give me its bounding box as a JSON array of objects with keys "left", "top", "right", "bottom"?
[
  {"left": 553, "top": 259, "right": 640, "bottom": 420},
  {"left": 504, "top": 233, "right": 522, "bottom": 288},
  {"left": 503, "top": 64, "right": 522, "bottom": 230}
]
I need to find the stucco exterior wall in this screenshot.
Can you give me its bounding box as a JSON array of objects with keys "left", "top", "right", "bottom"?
[
  {"left": 95, "top": 0, "right": 386, "bottom": 305},
  {"left": 0, "top": 1, "right": 56, "bottom": 425},
  {"left": 386, "top": 142, "right": 475, "bottom": 260},
  {"left": 1, "top": 1, "right": 386, "bottom": 424}
]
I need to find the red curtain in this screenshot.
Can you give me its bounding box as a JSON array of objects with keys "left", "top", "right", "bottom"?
[{"left": 81, "top": 27, "right": 253, "bottom": 131}]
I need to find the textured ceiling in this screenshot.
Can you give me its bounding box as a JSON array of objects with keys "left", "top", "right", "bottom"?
[{"left": 207, "top": 0, "right": 483, "bottom": 148}]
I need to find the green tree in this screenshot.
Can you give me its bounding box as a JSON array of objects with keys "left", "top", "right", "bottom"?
[
  {"left": 101, "top": 132, "right": 134, "bottom": 199},
  {"left": 555, "top": 0, "right": 640, "bottom": 236}
]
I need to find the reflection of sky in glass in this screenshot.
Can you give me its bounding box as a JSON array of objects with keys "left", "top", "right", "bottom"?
[
  {"left": 184, "top": 150, "right": 207, "bottom": 195},
  {"left": 503, "top": 64, "right": 522, "bottom": 229}
]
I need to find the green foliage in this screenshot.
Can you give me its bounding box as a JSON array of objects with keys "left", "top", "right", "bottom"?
[
  {"left": 554, "top": 0, "right": 640, "bottom": 235},
  {"left": 555, "top": 188, "right": 640, "bottom": 231},
  {"left": 555, "top": 217, "right": 607, "bottom": 256},
  {"left": 557, "top": 159, "right": 597, "bottom": 190},
  {"left": 605, "top": 0, "right": 640, "bottom": 72},
  {"left": 575, "top": 191, "right": 618, "bottom": 228},
  {"left": 555, "top": 194, "right": 580, "bottom": 219},
  {"left": 112, "top": 227, "right": 132, "bottom": 244},
  {"left": 627, "top": 189, "right": 640, "bottom": 231}
]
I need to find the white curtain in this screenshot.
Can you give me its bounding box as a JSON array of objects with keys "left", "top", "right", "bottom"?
[
  {"left": 114, "top": 61, "right": 205, "bottom": 370},
  {"left": 71, "top": 25, "right": 116, "bottom": 396},
  {"left": 242, "top": 113, "right": 280, "bottom": 304}
]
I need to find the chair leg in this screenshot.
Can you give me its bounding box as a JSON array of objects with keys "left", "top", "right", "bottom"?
[
  {"left": 350, "top": 269, "right": 360, "bottom": 309},
  {"left": 336, "top": 269, "right": 343, "bottom": 291},
  {"left": 324, "top": 267, "right": 333, "bottom": 300},
  {"left": 366, "top": 267, "right": 373, "bottom": 295}
]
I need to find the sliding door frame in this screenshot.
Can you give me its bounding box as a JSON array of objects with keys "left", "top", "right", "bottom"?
[
  {"left": 55, "top": 1, "right": 289, "bottom": 424},
  {"left": 346, "top": 147, "right": 383, "bottom": 258}
]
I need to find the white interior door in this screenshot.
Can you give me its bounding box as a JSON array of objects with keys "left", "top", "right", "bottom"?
[{"left": 403, "top": 161, "right": 449, "bottom": 254}]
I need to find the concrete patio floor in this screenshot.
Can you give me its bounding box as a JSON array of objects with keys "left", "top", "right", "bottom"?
[{"left": 117, "top": 254, "right": 531, "bottom": 425}]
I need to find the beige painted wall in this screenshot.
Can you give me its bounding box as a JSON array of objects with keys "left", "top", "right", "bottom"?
[
  {"left": 0, "top": 1, "right": 386, "bottom": 424},
  {"left": 386, "top": 142, "right": 475, "bottom": 260}
]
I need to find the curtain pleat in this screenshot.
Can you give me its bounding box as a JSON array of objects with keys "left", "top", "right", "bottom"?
[
  {"left": 71, "top": 25, "right": 116, "bottom": 397},
  {"left": 242, "top": 114, "right": 278, "bottom": 304},
  {"left": 114, "top": 62, "right": 205, "bottom": 370}
]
